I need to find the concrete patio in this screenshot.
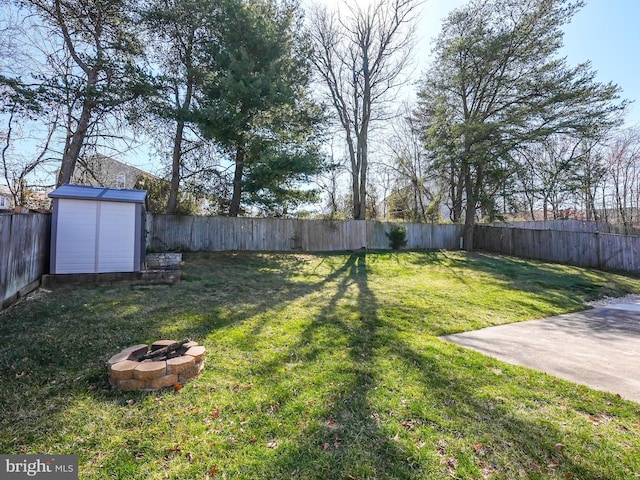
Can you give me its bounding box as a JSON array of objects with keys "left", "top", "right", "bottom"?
[{"left": 442, "top": 297, "right": 640, "bottom": 403}]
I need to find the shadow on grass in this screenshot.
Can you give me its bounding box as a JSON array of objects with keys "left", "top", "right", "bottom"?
[
  {"left": 204, "top": 252, "right": 638, "bottom": 479},
  {"left": 239, "top": 253, "right": 423, "bottom": 478},
  {"left": 409, "top": 250, "right": 639, "bottom": 302},
  {"left": 1, "top": 251, "right": 638, "bottom": 479},
  {"left": 384, "top": 335, "right": 631, "bottom": 480},
  {"left": 398, "top": 250, "right": 640, "bottom": 335},
  {"left": 530, "top": 307, "right": 640, "bottom": 338},
  {"left": 0, "top": 253, "right": 378, "bottom": 452}
]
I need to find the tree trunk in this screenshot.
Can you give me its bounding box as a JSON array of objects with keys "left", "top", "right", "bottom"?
[
  {"left": 463, "top": 160, "right": 484, "bottom": 251},
  {"left": 358, "top": 141, "right": 367, "bottom": 220},
  {"left": 356, "top": 62, "right": 370, "bottom": 221},
  {"left": 54, "top": 4, "right": 99, "bottom": 187},
  {"left": 57, "top": 73, "right": 96, "bottom": 186},
  {"left": 463, "top": 171, "right": 475, "bottom": 251},
  {"left": 451, "top": 164, "right": 465, "bottom": 222},
  {"left": 229, "top": 146, "right": 245, "bottom": 217},
  {"left": 166, "top": 62, "right": 195, "bottom": 213},
  {"left": 166, "top": 120, "right": 185, "bottom": 214},
  {"left": 352, "top": 169, "right": 361, "bottom": 220},
  {"left": 345, "top": 128, "right": 360, "bottom": 220}
]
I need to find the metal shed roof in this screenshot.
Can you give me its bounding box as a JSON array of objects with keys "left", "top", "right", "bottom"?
[{"left": 49, "top": 184, "right": 147, "bottom": 204}]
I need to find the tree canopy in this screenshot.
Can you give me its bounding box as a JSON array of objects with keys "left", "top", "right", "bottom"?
[
  {"left": 2, "top": 0, "right": 637, "bottom": 223},
  {"left": 196, "top": 0, "right": 326, "bottom": 216},
  {"left": 417, "top": 0, "right": 625, "bottom": 247},
  {"left": 14, "top": 0, "right": 150, "bottom": 186}
]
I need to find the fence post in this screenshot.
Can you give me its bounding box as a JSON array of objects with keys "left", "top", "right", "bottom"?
[{"left": 595, "top": 230, "right": 601, "bottom": 270}]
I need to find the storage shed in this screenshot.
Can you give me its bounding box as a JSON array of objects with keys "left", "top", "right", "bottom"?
[{"left": 49, "top": 184, "right": 147, "bottom": 274}]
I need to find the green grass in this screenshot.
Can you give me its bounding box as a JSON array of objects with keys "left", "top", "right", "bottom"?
[{"left": 1, "top": 251, "right": 640, "bottom": 479}]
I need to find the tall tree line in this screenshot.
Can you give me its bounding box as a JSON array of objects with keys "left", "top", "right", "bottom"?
[
  {"left": 414, "top": 0, "right": 624, "bottom": 249},
  {"left": 2, "top": 0, "right": 635, "bottom": 229},
  {"left": 1, "top": 0, "right": 327, "bottom": 215},
  {"left": 308, "top": 0, "right": 631, "bottom": 233}
]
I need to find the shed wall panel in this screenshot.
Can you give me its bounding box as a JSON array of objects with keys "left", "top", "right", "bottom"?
[
  {"left": 97, "top": 202, "right": 136, "bottom": 272},
  {"left": 54, "top": 199, "right": 98, "bottom": 273}
]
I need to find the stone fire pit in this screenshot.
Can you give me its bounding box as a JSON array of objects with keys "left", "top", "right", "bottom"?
[{"left": 107, "top": 339, "right": 205, "bottom": 391}]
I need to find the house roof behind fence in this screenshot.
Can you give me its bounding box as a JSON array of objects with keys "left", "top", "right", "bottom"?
[{"left": 49, "top": 184, "right": 147, "bottom": 204}]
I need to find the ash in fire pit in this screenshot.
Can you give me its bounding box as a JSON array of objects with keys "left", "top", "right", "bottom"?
[{"left": 107, "top": 339, "right": 205, "bottom": 391}]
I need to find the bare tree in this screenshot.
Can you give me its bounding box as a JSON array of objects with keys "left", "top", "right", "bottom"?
[
  {"left": 605, "top": 128, "right": 640, "bottom": 227},
  {"left": 0, "top": 86, "right": 58, "bottom": 207},
  {"left": 308, "top": 0, "right": 420, "bottom": 220},
  {"left": 141, "top": 0, "right": 217, "bottom": 213},
  {"left": 512, "top": 136, "right": 585, "bottom": 220},
  {"left": 381, "top": 106, "right": 444, "bottom": 222},
  {"left": 4, "top": 0, "right": 148, "bottom": 187},
  {"left": 313, "top": 147, "right": 347, "bottom": 219},
  {"left": 0, "top": 9, "right": 61, "bottom": 205}
]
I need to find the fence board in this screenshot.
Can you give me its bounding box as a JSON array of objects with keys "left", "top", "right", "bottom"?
[
  {"left": 490, "top": 220, "right": 640, "bottom": 236},
  {"left": 7, "top": 213, "right": 639, "bottom": 310},
  {"left": 366, "top": 222, "right": 390, "bottom": 249},
  {"left": 147, "top": 215, "right": 464, "bottom": 253},
  {"left": 1, "top": 213, "right": 51, "bottom": 309},
  {"left": 0, "top": 216, "right": 10, "bottom": 299},
  {"left": 475, "top": 225, "right": 640, "bottom": 274}
]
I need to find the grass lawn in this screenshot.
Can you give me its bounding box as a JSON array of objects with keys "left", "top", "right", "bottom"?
[{"left": 1, "top": 251, "right": 640, "bottom": 479}]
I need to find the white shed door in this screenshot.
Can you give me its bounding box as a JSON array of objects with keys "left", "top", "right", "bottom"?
[
  {"left": 55, "top": 199, "right": 98, "bottom": 273},
  {"left": 96, "top": 201, "right": 136, "bottom": 273}
]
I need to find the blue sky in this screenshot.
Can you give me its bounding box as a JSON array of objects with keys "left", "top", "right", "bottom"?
[
  {"left": 562, "top": 0, "right": 640, "bottom": 126},
  {"left": 7, "top": 0, "right": 637, "bottom": 180},
  {"left": 415, "top": 0, "right": 640, "bottom": 127},
  {"left": 75, "top": 0, "right": 640, "bottom": 173},
  {"left": 123, "top": 0, "right": 639, "bottom": 173}
]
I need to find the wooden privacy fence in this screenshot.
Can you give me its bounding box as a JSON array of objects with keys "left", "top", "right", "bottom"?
[
  {"left": 475, "top": 225, "right": 640, "bottom": 273},
  {"left": 147, "top": 215, "right": 464, "bottom": 252},
  {"left": 490, "top": 220, "right": 640, "bottom": 236},
  {"left": 0, "top": 213, "right": 51, "bottom": 309},
  {"left": 2, "top": 213, "right": 638, "bottom": 310}
]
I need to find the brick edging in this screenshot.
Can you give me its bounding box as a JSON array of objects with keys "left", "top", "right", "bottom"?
[{"left": 107, "top": 340, "right": 205, "bottom": 391}]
